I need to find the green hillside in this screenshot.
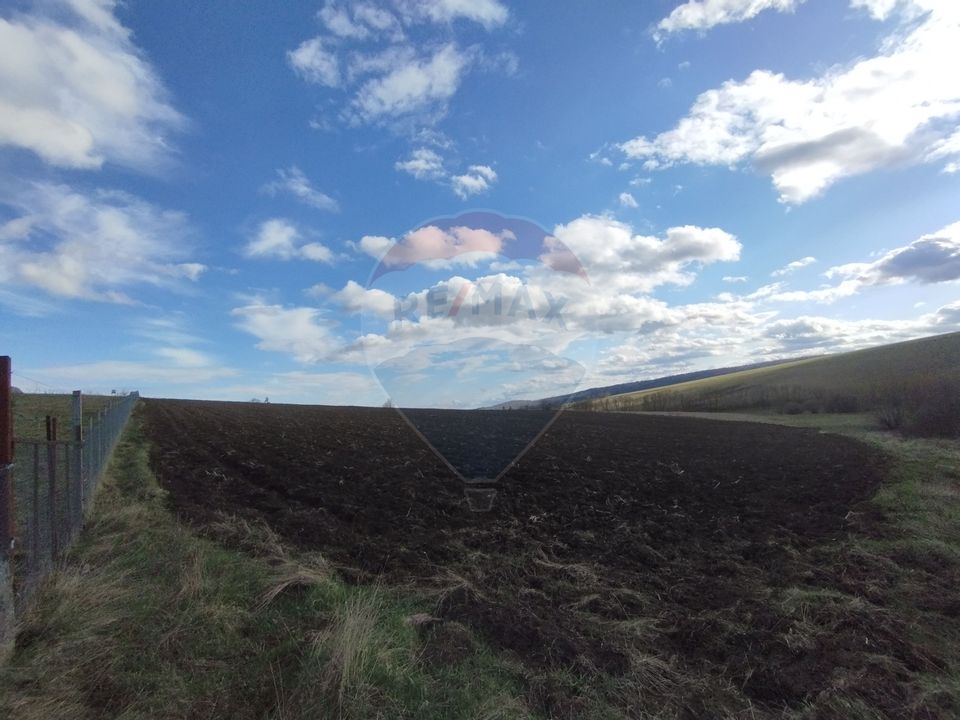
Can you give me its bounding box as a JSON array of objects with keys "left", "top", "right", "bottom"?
[{"left": 576, "top": 331, "right": 960, "bottom": 421}]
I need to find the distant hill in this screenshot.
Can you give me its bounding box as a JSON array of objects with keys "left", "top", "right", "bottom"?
[
  {"left": 483, "top": 358, "right": 801, "bottom": 409},
  {"left": 573, "top": 331, "right": 960, "bottom": 414}
]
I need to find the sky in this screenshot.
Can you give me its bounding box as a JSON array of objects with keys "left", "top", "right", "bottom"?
[{"left": 1, "top": 0, "right": 959, "bottom": 407}]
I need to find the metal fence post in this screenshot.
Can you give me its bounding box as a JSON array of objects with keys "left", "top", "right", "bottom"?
[
  {"left": 45, "top": 417, "right": 58, "bottom": 560},
  {"left": 0, "top": 357, "right": 13, "bottom": 560},
  {"left": 72, "top": 392, "right": 83, "bottom": 525},
  {"left": 87, "top": 416, "right": 94, "bottom": 506},
  {"left": 0, "top": 356, "right": 13, "bottom": 662}
]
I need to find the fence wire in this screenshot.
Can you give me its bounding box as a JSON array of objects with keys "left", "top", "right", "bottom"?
[{"left": 10, "top": 392, "right": 138, "bottom": 611}]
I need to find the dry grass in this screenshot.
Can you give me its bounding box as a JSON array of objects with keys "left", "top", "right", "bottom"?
[
  {"left": 317, "top": 591, "right": 384, "bottom": 710},
  {"left": 0, "top": 415, "right": 533, "bottom": 720}
]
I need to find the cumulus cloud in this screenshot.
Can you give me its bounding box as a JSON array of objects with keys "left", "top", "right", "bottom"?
[
  {"left": 757, "top": 310, "right": 950, "bottom": 353},
  {"left": 262, "top": 166, "right": 339, "bottom": 211},
  {"left": 395, "top": 149, "right": 498, "bottom": 197},
  {"left": 395, "top": 147, "right": 446, "bottom": 179},
  {"left": 723, "top": 275, "right": 749, "bottom": 283},
  {"left": 333, "top": 279, "right": 397, "bottom": 318},
  {"left": 0, "top": 182, "right": 203, "bottom": 303},
  {"left": 750, "top": 221, "right": 960, "bottom": 304},
  {"left": 828, "top": 220, "right": 960, "bottom": 285},
  {"left": 353, "top": 234, "right": 396, "bottom": 260},
  {"left": 545, "top": 216, "right": 741, "bottom": 293},
  {"left": 771, "top": 256, "right": 816, "bottom": 276},
  {"left": 244, "top": 218, "right": 334, "bottom": 263},
  {"left": 618, "top": 192, "right": 638, "bottom": 208},
  {"left": 246, "top": 213, "right": 957, "bottom": 399},
  {"left": 451, "top": 165, "right": 497, "bottom": 199},
  {"left": 625, "top": 2, "right": 960, "bottom": 202},
  {"left": 375, "top": 224, "right": 508, "bottom": 268},
  {"left": 349, "top": 43, "right": 468, "bottom": 123},
  {"left": 231, "top": 301, "right": 339, "bottom": 362},
  {"left": 0, "top": 0, "right": 184, "bottom": 171}
]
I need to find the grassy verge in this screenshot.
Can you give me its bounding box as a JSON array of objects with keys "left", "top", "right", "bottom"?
[{"left": 0, "top": 413, "right": 532, "bottom": 720}]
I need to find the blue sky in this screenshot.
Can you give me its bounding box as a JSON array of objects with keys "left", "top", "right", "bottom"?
[{"left": 1, "top": 0, "right": 959, "bottom": 407}]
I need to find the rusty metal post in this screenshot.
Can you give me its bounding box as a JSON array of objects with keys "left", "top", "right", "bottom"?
[{"left": 0, "top": 357, "right": 12, "bottom": 560}]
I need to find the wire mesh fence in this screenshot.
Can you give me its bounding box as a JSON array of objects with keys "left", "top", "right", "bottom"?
[{"left": 9, "top": 392, "right": 138, "bottom": 611}]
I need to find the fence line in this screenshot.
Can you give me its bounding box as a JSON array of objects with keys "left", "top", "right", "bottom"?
[{"left": 0, "top": 368, "right": 139, "bottom": 617}]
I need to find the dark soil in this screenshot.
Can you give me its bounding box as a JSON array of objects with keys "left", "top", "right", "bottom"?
[{"left": 140, "top": 399, "right": 950, "bottom": 718}]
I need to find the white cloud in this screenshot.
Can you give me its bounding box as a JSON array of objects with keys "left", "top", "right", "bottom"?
[
  {"left": 262, "top": 166, "right": 339, "bottom": 211},
  {"left": 771, "top": 255, "right": 816, "bottom": 276},
  {"left": 849, "top": 0, "right": 901, "bottom": 20},
  {"left": 350, "top": 43, "right": 469, "bottom": 123},
  {"left": 232, "top": 301, "right": 339, "bottom": 362},
  {"left": 0, "top": 0, "right": 183, "bottom": 171},
  {"left": 396, "top": 149, "right": 499, "bottom": 198},
  {"left": 245, "top": 218, "right": 300, "bottom": 259},
  {"left": 656, "top": 0, "right": 803, "bottom": 37},
  {"left": 354, "top": 234, "right": 396, "bottom": 260},
  {"left": 333, "top": 279, "right": 397, "bottom": 318},
  {"left": 23, "top": 360, "right": 237, "bottom": 389},
  {"left": 594, "top": 298, "right": 960, "bottom": 381},
  {"left": 375, "top": 224, "right": 507, "bottom": 268},
  {"left": 451, "top": 164, "right": 497, "bottom": 198},
  {"left": 395, "top": 147, "right": 446, "bottom": 179},
  {"left": 319, "top": 1, "right": 403, "bottom": 40},
  {"left": 766, "top": 279, "right": 862, "bottom": 304},
  {"left": 657, "top": 0, "right": 904, "bottom": 37},
  {"left": 757, "top": 308, "right": 955, "bottom": 353},
  {"left": 208, "top": 370, "right": 385, "bottom": 406},
  {"left": 404, "top": 0, "right": 509, "bottom": 28},
  {"left": 546, "top": 216, "right": 742, "bottom": 293},
  {"left": 625, "top": 2, "right": 960, "bottom": 202},
  {"left": 320, "top": 0, "right": 508, "bottom": 35},
  {"left": 154, "top": 347, "right": 216, "bottom": 368},
  {"left": 828, "top": 220, "right": 960, "bottom": 285},
  {"left": 0, "top": 182, "right": 203, "bottom": 303},
  {"left": 244, "top": 218, "right": 334, "bottom": 263},
  {"left": 926, "top": 128, "right": 960, "bottom": 172},
  {"left": 752, "top": 221, "right": 960, "bottom": 304},
  {"left": 245, "top": 212, "right": 957, "bottom": 402},
  {"left": 288, "top": 36, "right": 341, "bottom": 86},
  {"left": 723, "top": 275, "right": 749, "bottom": 282},
  {"left": 290, "top": 0, "right": 512, "bottom": 128},
  {"left": 618, "top": 192, "right": 638, "bottom": 208},
  {"left": 300, "top": 242, "right": 334, "bottom": 263}
]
